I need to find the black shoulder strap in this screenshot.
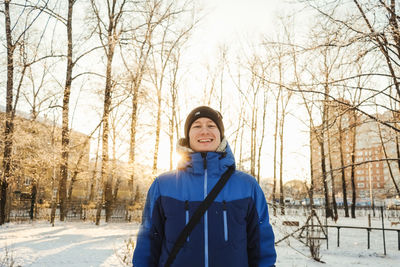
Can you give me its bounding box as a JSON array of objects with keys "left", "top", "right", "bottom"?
[{"left": 165, "top": 165, "right": 235, "bottom": 267}]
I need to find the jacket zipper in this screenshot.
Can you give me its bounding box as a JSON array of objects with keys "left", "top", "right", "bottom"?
[
  {"left": 202, "top": 153, "right": 208, "bottom": 267},
  {"left": 223, "top": 200, "right": 228, "bottom": 242},
  {"left": 185, "top": 200, "right": 189, "bottom": 242}
]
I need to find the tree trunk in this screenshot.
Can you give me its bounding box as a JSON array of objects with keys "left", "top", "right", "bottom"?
[
  {"left": 102, "top": 53, "right": 114, "bottom": 223},
  {"left": 272, "top": 90, "right": 280, "bottom": 217},
  {"left": 350, "top": 113, "right": 357, "bottom": 218},
  {"left": 169, "top": 87, "right": 177, "bottom": 171},
  {"left": 233, "top": 106, "right": 243, "bottom": 156},
  {"left": 321, "top": 78, "right": 333, "bottom": 219},
  {"left": 309, "top": 127, "right": 315, "bottom": 209},
  {"left": 1, "top": 0, "right": 15, "bottom": 226},
  {"left": 250, "top": 105, "right": 256, "bottom": 177},
  {"left": 29, "top": 184, "right": 37, "bottom": 220},
  {"left": 129, "top": 85, "right": 139, "bottom": 203},
  {"left": 113, "top": 177, "right": 121, "bottom": 203},
  {"left": 279, "top": 110, "right": 285, "bottom": 215},
  {"left": 169, "top": 58, "right": 179, "bottom": 171},
  {"left": 89, "top": 131, "right": 101, "bottom": 203},
  {"left": 377, "top": 118, "right": 400, "bottom": 196},
  {"left": 239, "top": 121, "right": 244, "bottom": 170},
  {"left": 327, "top": 129, "right": 338, "bottom": 221},
  {"left": 338, "top": 119, "right": 349, "bottom": 217},
  {"left": 67, "top": 171, "right": 79, "bottom": 204},
  {"left": 97, "top": 0, "right": 124, "bottom": 223},
  {"left": 257, "top": 93, "right": 267, "bottom": 184},
  {"left": 59, "top": 0, "right": 74, "bottom": 222},
  {"left": 396, "top": 135, "right": 400, "bottom": 180},
  {"left": 152, "top": 87, "right": 162, "bottom": 175},
  {"left": 97, "top": 43, "right": 115, "bottom": 225},
  {"left": 320, "top": 137, "right": 333, "bottom": 218}
]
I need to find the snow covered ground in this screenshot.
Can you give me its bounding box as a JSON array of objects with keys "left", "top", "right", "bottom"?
[
  {"left": 1, "top": 214, "right": 399, "bottom": 266},
  {"left": 272, "top": 212, "right": 400, "bottom": 267}
]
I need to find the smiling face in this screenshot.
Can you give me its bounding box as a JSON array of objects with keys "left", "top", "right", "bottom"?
[{"left": 188, "top": 117, "right": 221, "bottom": 152}]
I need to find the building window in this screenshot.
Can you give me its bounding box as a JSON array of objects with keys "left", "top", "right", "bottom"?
[
  {"left": 24, "top": 177, "right": 32, "bottom": 186},
  {"left": 358, "top": 183, "right": 364, "bottom": 188}
]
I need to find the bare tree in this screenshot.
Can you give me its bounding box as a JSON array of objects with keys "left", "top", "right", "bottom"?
[
  {"left": 0, "top": 0, "right": 49, "bottom": 225},
  {"left": 299, "top": 0, "right": 400, "bottom": 132},
  {"left": 148, "top": 0, "right": 196, "bottom": 175},
  {"left": 278, "top": 89, "right": 293, "bottom": 216},
  {"left": 261, "top": 39, "right": 292, "bottom": 216},
  {"left": 121, "top": 0, "right": 164, "bottom": 203},
  {"left": 91, "top": 0, "right": 128, "bottom": 224},
  {"left": 167, "top": 50, "right": 183, "bottom": 170},
  {"left": 256, "top": 88, "right": 268, "bottom": 184},
  {"left": 58, "top": 0, "right": 74, "bottom": 222},
  {"left": 272, "top": 80, "right": 280, "bottom": 217},
  {"left": 327, "top": 124, "right": 338, "bottom": 221},
  {"left": 337, "top": 111, "right": 350, "bottom": 217},
  {"left": 376, "top": 114, "right": 400, "bottom": 196},
  {"left": 88, "top": 127, "right": 102, "bottom": 203}
]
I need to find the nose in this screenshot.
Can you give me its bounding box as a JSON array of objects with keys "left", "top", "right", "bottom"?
[{"left": 199, "top": 126, "right": 209, "bottom": 134}]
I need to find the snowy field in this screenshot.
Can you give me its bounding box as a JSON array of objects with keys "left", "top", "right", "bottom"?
[
  {"left": 1, "top": 214, "right": 400, "bottom": 266},
  {"left": 272, "top": 213, "right": 400, "bottom": 267}
]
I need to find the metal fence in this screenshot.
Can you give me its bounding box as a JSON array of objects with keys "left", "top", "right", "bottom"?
[
  {"left": 8, "top": 201, "right": 143, "bottom": 223},
  {"left": 273, "top": 205, "right": 400, "bottom": 254},
  {"left": 8, "top": 202, "right": 400, "bottom": 224},
  {"left": 269, "top": 204, "right": 400, "bottom": 219}
]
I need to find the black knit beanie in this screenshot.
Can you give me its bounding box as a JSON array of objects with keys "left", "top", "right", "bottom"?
[{"left": 184, "top": 106, "right": 224, "bottom": 142}]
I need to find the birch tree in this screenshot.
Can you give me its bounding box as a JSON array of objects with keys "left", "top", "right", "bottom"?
[
  {"left": 91, "top": 0, "right": 128, "bottom": 224},
  {"left": 147, "top": 0, "right": 196, "bottom": 175},
  {"left": 0, "top": 0, "right": 49, "bottom": 225}
]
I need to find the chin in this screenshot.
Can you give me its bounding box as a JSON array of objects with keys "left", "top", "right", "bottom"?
[{"left": 194, "top": 145, "right": 217, "bottom": 152}]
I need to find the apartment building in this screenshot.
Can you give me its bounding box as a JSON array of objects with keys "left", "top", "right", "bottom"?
[
  {"left": 311, "top": 100, "right": 400, "bottom": 201},
  {"left": 0, "top": 110, "right": 90, "bottom": 203}
]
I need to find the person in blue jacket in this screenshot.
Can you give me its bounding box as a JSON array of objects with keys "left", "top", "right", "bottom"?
[{"left": 133, "top": 106, "right": 276, "bottom": 267}]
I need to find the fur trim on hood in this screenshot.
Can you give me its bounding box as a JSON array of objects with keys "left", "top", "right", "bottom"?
[{"left": 176, "top": 137, "right": 228, "bottom": 170}]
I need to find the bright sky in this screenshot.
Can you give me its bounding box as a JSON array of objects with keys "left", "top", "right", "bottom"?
[
  {"left": 153, "top": 0, "right": 311, "bottom": 182},
  {"left": 186, "top": 0, "right": 283, "bottom": 64}
]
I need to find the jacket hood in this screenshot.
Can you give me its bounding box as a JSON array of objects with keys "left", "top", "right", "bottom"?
[{"left": 176, "top": 137, "right": 235, "bottom": 175}]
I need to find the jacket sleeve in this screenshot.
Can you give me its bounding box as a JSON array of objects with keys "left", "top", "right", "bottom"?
[
  {"left": 247, "top": 182, "right": 276, "bottom": 267},
  {"left": 132, "top": 178, "right": 165, "bottom": 267}
]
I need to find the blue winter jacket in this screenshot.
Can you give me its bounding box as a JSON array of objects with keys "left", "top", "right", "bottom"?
[{"left": 132, "top": 143, "right": 276, "bottom": 267}]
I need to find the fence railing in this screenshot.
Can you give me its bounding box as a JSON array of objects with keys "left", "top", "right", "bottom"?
[
  {"left": 325, "top": 225, "right": 400, "bottom": 251},
  {"left": 8, "top": 201, "right": 143, "bottom": 223},
  {"left": 268, "top": 203, "right": 400, "bottom": 219},
  {"left": 275, "top": 205, "right": 400, "bottom": 255}
]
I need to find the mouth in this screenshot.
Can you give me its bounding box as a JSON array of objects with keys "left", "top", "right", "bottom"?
[{"left": 197, "top": 138, "right": 213, "bottom": 143}]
